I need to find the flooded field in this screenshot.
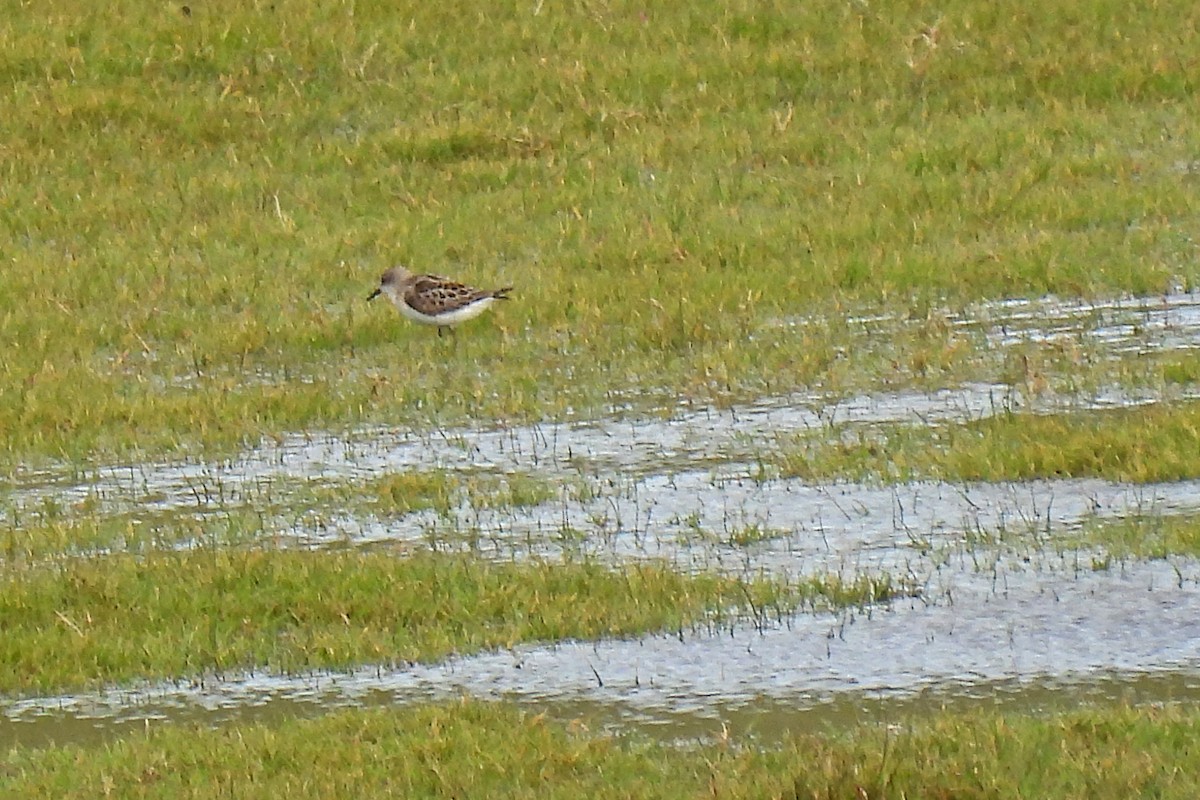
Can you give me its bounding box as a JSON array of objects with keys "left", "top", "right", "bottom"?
[
  {"left": 6, "top": 554, "right": 1199, "bottom": 750},
  {"left": 4, "top": 292, "right": 1200, "bottom": 749},
  {"left": 9, "top": 6, "right": 1200, "bottom": 791}
]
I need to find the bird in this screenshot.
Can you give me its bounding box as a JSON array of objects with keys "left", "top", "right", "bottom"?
[{"left": 367, "top": 266, "right": 512, "bottom": 335}]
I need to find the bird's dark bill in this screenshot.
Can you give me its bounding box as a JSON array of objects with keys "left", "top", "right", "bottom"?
[{"left": 366, "top": 288, "right": 382, "bottom": 301}]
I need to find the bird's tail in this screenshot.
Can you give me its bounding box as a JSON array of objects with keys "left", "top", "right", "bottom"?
[{"left": 492, "top": 287, "right": 514, "bottom": 300}]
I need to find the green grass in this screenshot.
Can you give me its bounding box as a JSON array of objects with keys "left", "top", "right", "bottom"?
[
  {"left": 3, "top": 0, "right": 1200, "bottom": 462},
  {"left": 1073, "top": 513, "right": 1200, "bottom": 559},
  {"left": 0, "top": 548, "right": 898, "bottom": 695},
  {"left": 723, "top": 523, "right": 793, "bottom": 548},
  {"left": 4, "top": 4, "right": 1200, "bottom": 792},
  {"left": 767, "top": 399, "right": 1200, "bottom": 483},
  {"left": 1, "top": 504, "right": 267, "bottom": 561},
  {"left": 0, "top": 467, "right": 564, "bottom": 560},
  {"left": 369, "top": 470, "right": 558, "bottom": 516},
  {"left": 4, "top": 700, "right": 1199, "bottom": 799}
]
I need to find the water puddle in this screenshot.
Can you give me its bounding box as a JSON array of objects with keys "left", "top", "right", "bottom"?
[
  {"left": 5, "top": 558, "right": 1198, "bottom": 749},
  {"left": 314, "top": 474, "right": 1200, "bottom": 572},
  {"left": 9, "top": 381, "right": 1200, "bottom": 576},
  {"left": 9, "top": 291, "right": 1199, "bottom": 520},
  {"left": 810, "top": 289, "right": 1200, "bottom": 357},
  {"left": 973, "top": 291, "right": 1200, "bottom": 353},
  {"left": 5, "top": 378, "right": 1189, "bottom": 530},
  {"left": 4, "top": 291, "right": 1200, "bottom": 748},
  {"left": 5, "top": 382, "right": 1019, "bottom": 516}
]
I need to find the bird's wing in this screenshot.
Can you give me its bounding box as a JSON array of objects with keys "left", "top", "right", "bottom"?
[{"left": 405, "top": 275, "right": 489, "bottom": 315}]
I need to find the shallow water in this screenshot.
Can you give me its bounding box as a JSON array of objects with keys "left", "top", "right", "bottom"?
[
  {"left": 4, "top": 292, "right": 1200, "bottom": 748},
  {"left": 5, "top": 557, "right": 1198, "bottom": 749},
  {"left": 11, "top": 671, "right": 1200, "bottom": 751},
  {"left": 11, "top": 290, "right": 1200, "bottom": 518},
  {"left": 973, "top": 291, "right": 1200, "bottom": 353},
  {"left": 326, "top": 473, "right": 1200, "bottom": 575},
  {"left": 4, "top": 379, "right": 1190, "bottom": 531},
  {"left": 10, "top": 377, "right": 1200, "bottom": 577},
  {"left": 6, "top": 381, "right": 1020, "bottom": 514},
  {"left": 827, "top": 289, "right": 1200, "bottom": 356}
]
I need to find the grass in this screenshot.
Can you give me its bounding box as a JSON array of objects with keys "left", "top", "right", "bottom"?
[
  {"left": 3, "top": 0, "right": 1200, "bottom": 463},
  {"left": 0, "top": 467, "right": 564, "bottom": 560},
  {"left": 3, "top": 3, "right": 1200, "bottom": 793},
  {"left": 4, "top": 700, "right": 1199, "bottom": 799},
  {"left": 1073, "top": 512, "right": 1200, "bottom": 559},
  {"left": 0, "top": 548, "right": 899, "bottom": 695},
  {"left": 724, "top": 523, "right": 793, "bottom": 548},
  {"left": 767, "top": 398, "right": 1200, "bottom": 483},
  {"left": 370, "top": 469, "right": 557, "bottom": 516},
  {"left": 1, "top": 504, "right": 267, "bottom": 561}
]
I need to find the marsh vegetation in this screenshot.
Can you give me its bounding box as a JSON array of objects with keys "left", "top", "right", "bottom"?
[{"left": 4, "top": 0, "right": 1200, "bottom": 795}]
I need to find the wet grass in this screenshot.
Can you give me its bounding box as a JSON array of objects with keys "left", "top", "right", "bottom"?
[
  {"left": 369, "top": 470, "right": 557, "bottom": 516},
  {"left": 1, "top": 467, "right": 564, "bottom": 560},
  {"left": 768, "top": 398, "right": 1200, "bottom": 483},
  {"left": 2, "top": 505, "right": 267, "bottom": 562},
  {"left": 4, "top": 0, "right": 1200, "bottom": 464},
  {"left": 4, "top": 700, "right": 1198, "bottom": 799},
  {"left": 4, "top": 2, "right": 1200, "bottom": 790},
  {"left": 1074, "top": 512, "right": 1200, "bottom": 560},
  {"left": 723, "top": 523, "right": 793, "bottom": 548},
  {"left": 0, "top": 548, "right": 899, "bottom": 695}
]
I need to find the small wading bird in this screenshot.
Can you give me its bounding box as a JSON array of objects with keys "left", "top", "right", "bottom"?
[{"left": 367, "top": 266, "right": 512, "bottom": 336}]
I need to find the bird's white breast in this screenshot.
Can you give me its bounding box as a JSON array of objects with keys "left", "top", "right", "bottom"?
[{"left": 392, "top": 294, "right": 496, "bottom": 327}]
